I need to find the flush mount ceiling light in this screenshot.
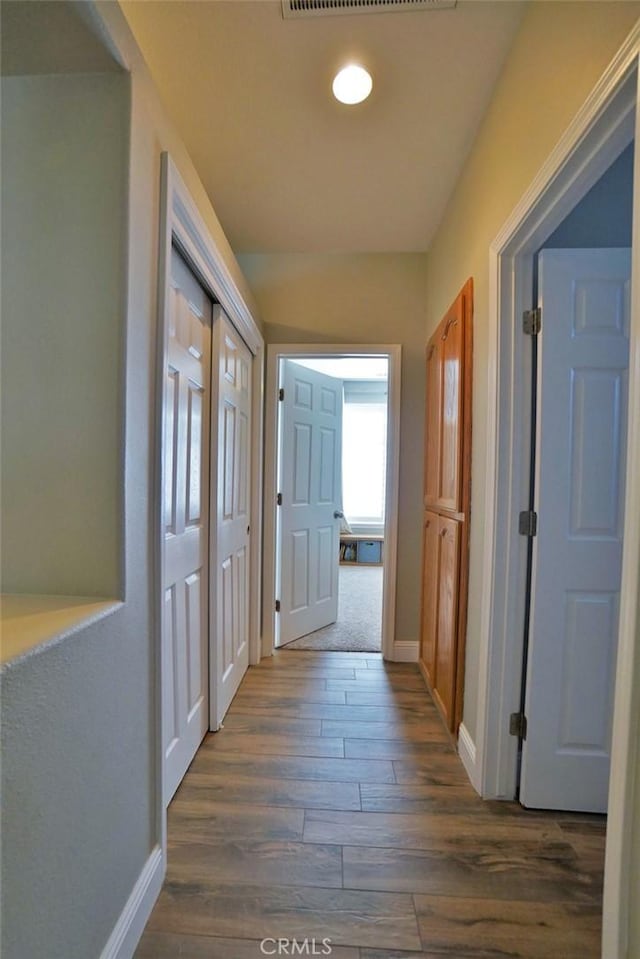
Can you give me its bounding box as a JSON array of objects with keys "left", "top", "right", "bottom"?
[{"left": 332, "top": 64, "right": 372, "bottom": 105}]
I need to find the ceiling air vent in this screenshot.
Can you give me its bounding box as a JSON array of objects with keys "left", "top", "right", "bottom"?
[{"left": 282, "top": 0, "right": 456, "bottom": 19}]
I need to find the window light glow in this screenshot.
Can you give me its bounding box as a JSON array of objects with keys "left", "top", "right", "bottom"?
[
  {"left": 343, "top": 401, "right": 387, "bottom": 525},
  {"left": 332, "top": 64, "right": 372, "bottom": 105}
]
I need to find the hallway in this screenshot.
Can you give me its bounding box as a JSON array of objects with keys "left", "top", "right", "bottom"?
[{"left": 136, "top": 651, "right": 605, "bottom": 958}]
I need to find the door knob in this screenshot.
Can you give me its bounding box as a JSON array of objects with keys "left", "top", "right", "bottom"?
[{"left": 334, "top": 510, "right": 345, "bottom": 519}]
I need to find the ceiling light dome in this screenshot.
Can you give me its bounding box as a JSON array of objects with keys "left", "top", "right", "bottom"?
[{"left": 332, "top": 64, "right": 372, "bottom": 105}]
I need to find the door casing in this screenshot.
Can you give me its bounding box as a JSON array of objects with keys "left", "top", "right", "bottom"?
[
  {"left": 156, "top": 154, "right": 264, "bottom": 847},
  {"left": 263, "top": 344, "right": 402, "bottom": 662},
  {"left": 471, "top": 31, "right": 640, "bottom": 958}
]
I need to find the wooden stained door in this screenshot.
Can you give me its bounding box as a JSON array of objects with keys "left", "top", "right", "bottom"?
[
  {"left": 163, "top": 248, "right": 211, "bottom": 804},
  {"left": 419, "top": 279, "right": 472, "bottom": 733}
]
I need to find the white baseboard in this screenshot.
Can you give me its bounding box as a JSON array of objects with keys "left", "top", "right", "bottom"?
[
  {"left": 390, "top": 640, "right": 419, "bottom": 662},
  {"left": 457, "top": 721, "right": 481, "bottom": 795},
  {"left": 100, "top": 845, "right": 164, "bottom": 959}
]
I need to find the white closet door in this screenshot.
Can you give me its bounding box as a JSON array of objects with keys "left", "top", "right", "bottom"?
[
  {"left": 211, "top": 307, "right": 252, "bottom": 728},
  {"left": 521, "top": 248, "right": 630, "bottom": 812},
  {"left": 163, "top": 248, "right": 211, "bottom": 804}
]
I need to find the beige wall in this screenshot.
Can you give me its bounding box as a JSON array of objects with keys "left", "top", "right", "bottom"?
[
  {"left": 425, "top": 0, "right": 640, "bottom": 741},
  {"left": 239, "top": 252, "right": 428, "bottom": 646},
  {"left": 629, "top": 630, "right": 640, "bottom": 955},
  {"left": 627, "top": 708, "right": 640, "bottom": 959},
  {"left": 1, "top": 72, "right": 127, "bottom": 598}
]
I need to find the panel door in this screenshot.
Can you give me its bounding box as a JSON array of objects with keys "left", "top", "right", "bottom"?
[
  {"left": 278, "top": 361, "right": 343, "bottom": 646},
  {"left": 163, "top": 248, "right": 211, "bottom": 804},
  {"left": 521, "top": 248, "right": 631, "bottom": 812},
  {"left": 211, "top": 307, "right": 252, "bottom": 728},
  {"left": 424, "top": 338, "right": 442, "bottom": 508},
  {"left": 420, "top": 510, "right": 440, "bottom": 685},
  {"left": 433, "top": 515, "right": 461, "bottom": 727},
  {"left": 438, "top": 297, "right": 464, "bottom": 512}
]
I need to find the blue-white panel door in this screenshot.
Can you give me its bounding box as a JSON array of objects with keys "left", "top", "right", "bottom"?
[
  {"left": 521, "top": 248, "right": 631, "bottom": 812},
  {"left": 278, "top": 361, "right": 343, "bottom": 646}
]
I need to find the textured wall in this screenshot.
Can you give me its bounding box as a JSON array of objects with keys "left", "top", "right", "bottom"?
[
  {"left": 0, "top": 3, "right": 260, "bottom": 956},
  {"left": 1, "top": 74, "right": 127, "bottom": 598},
  {"left": 0, "top": 71, "right": 150, "bottom": 959}
]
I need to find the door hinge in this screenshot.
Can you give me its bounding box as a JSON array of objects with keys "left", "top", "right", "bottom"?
[
  {"left": 277, "top": 492, "right": 283, "bottom": 506},
  {"left": 518, "top": 510, "right": 538, "bottom": 537},
  {"left": 275, "top": 599, "right": 281, "bottom": 613},
  {"left": 523, "top": 308, "right": 541, "bottom": 336},
  {"left": 279, "top": 387, "right": 285, "bottom": 401},
  {"left": 509, "top": 711, "right": 528, "bottom": 740}
]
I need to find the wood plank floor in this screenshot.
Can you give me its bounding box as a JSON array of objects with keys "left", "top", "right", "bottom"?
[{"left": 136, "top": 650, "right": 606, "bottom": 959}]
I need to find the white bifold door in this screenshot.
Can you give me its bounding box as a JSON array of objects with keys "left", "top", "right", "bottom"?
[
  {"left": 520, "top": 248, "right": 631, "bottom": 812},
  {"left": 210, "top": 307, "right": 252, "bottom": 727},
  {"left": 278, "top": 361, "right": 343, "bottom": 646},
  {"left": 163, "top": 249, "right": 211, "bottom": 804}
]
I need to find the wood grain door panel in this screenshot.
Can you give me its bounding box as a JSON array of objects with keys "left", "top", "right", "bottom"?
[
  {"left": 419, "top": 511, "right": 440, "bottom": 686},
  {"left": 438, "top": 298, "right": 464, "bottom": 512},
  {"left": 424, "top": 339, "right": 441, "bottom": 508},
  {"left": 434, "top": 517, "right": 461, "bottom": 726}
]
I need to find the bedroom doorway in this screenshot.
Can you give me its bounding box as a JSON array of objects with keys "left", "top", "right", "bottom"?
[
  {"left": 263, "top": 344, "right": 401, "bottom": 660},
  {"left": 279, "top": 355, "right": 387, "bottom": 652}
]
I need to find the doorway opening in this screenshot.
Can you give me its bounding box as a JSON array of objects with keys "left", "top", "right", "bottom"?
[
  {"left": 263, "top": 344, "right": 401, "bottom": 661},
  {"left": 515, "top": 143, "right": 634, "bottom": 813},
  {"left": 279, "top": 355, "right": 388, "bottom": 653}
]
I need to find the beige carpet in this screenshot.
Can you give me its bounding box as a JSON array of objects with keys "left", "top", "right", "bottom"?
[{"left": 283, "top": 564, "right": 382, "bottom": 652}]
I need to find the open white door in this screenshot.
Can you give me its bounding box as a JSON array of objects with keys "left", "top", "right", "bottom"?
[
  {"left": 162, "top": 249, "right": 211, "bottom": 804},
  {"left": 211, "top": 307, "right": 252, "bottom": 728},
  {"left": 521, "top": 248, "right": 631, "bottom": 812},
  {"left": 277, "top": 360, "right": 343, "bottom": 646}
]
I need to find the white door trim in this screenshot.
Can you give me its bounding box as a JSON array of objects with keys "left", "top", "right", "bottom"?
[
  {"left": 473, "top": 25, "right": 640, "bottom": 958},
  {"left": 156, "top": 154, "right": 264, "bottom": 836},
  {"left": 263, "top": 344, "right": 402, "bottom": 662}
]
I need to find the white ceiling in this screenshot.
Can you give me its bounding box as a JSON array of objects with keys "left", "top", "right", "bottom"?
[{"left": 122, "top": 0, "right": 525, "bottom": 253}]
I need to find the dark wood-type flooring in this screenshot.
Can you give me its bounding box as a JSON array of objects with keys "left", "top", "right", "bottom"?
[{"left": 136, "top": 650, "right": 606, "bottom": 959}]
